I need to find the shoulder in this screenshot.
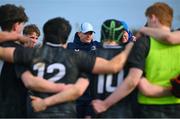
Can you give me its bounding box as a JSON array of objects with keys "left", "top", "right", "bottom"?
[
  {"left": 96, "top": 48, "right": 122, "bottom": 59},
  {"left": 15, "top": 47, "right": 32, "bottom": 56},
  {"left": 127, "top": 36, "right": 150, "bottom": 71},
  {"left": 14, "top": 47, "right": 32, "bottom": 64},
  {"left": 93, "top": 41, "right": 100, "bottom": 45},
  {"left": 67, "top": 42, "right": 75, "bottom": 49},
  {"left": 135, "top": 36, "right": 150, "bottom": 51},
  {"left": 92, "top": 41, "right": 102, "bottom": 48}
]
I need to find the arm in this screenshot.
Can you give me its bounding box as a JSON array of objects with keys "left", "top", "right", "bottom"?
[
  {"left": 0, "top": 31, "right": 20, "bottom": 42},
  {"left": 138, "top": 77, "right": 171, "bottom": 97},
  {"left": 0, "top": 47, "right": 15, "bottom": 62},
  {"left": 31, "top": 77, "right": 89, "bottom": 112},
  {"left": 21, "top": 71, "right": 69, "bottom": 93},
  {"left": 0, "top": 31, "right": 30, "bottom": 43},
  {"left": 92, "top": 42, "right": 134, "bottom": 74},
  {"left": 139, "top": 27, "right": 180, "bottom": 44},
  {"left": 92, "top": 68, "right": 142, "bottom": 113}
]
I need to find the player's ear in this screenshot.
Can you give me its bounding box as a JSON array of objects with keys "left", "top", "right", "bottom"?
[{"left": 12, "top": 22, "right": 19, "bottom": 31}]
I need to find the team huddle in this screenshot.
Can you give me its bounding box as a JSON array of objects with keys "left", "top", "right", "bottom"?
[{"left": 0, "top": 2, "right": 180, "bottom": 118}]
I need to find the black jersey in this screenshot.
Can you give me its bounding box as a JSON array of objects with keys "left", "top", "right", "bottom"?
[
  {"left": 91, "top": 46, "right": 133, "bottom": 118},
  {"left": 0, "top": 41, "right": 27, "bottom": 117},
  {"left": 91, "top": 46, "right": 124, "bottom": 99},
  {"left": 14, "top": 42, "right": 96, "bottom": 118},
  {"left": 127, "top": 36, "right": 150, "bottom": 73}
]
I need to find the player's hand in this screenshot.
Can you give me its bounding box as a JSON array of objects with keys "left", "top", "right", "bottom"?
[
  {"left": 22, "top": 36, "right": 35, "bottom": 48},
  {"left": 16, "top": 33, "right": 35, "bottom": 48},
  {"left": 131, "top": 36, "right": 136, "bottom": 42},
  {"left": 91, "top": 99, "right": 108, "bottom": 114},
  {"left": 30, "top": 95, "right": 47, "bottom": 112}
]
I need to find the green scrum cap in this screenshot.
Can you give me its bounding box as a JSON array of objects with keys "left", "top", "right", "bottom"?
[{"left": 100, "top": 19, "right": 125, "bottom": 44}]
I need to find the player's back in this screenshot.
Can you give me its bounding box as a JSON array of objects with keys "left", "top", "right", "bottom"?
[
  {"left": 91, "top": 46, "right": 133, "bottom": 118},
  {"left": 16, "top": 43, "right": 95, "bottom": 118},
  {"left": 91, "top": 46, "right": 124, "bottom": 99}
]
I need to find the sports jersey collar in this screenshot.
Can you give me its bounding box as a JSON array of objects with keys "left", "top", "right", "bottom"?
[
  {"left": 46, "top": 42, "right": 62, "bottom": 47},
  {"left": 103, "top": 44, "right": 122, "bottom": 49}
]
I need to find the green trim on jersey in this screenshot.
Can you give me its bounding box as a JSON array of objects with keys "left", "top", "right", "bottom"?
[{"left": 138, "top": 37, "right": 180, "bottom": 104}]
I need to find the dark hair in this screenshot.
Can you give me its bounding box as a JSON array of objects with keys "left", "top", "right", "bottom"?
[
  {"left": 23, "top": 24, "right": 40, "bottom": 37},
  {"left": 100, "top": 19, "right": 125, "bottom": 44},
  {"left": 43, "top": 17, "right": 71, "bottom": 44},
  {"left": 0, "top": 4, "right": 28, "bottom": 31}
]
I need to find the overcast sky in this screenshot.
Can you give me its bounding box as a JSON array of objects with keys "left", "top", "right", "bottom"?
[{"left": 0, "top": 0, "right": 180, "bottom": 42}]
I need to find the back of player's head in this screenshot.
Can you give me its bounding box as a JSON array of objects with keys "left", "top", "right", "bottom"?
[
  {"left": 145, "top": 2, "right": 173, "bottom": 27},
  {"left": 100, "top": 19, "right": 125, "bottom": 44},
  {"left": 0, "top": 4, "right": 28, "bottom": 31},
  {"left": 23, "top": 24, "right": 40, "bottom": 37},
  {"left": 43, "top": 17, "right": 71, "bottom": 44}
]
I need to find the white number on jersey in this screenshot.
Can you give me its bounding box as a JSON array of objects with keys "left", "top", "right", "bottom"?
[
  {"left": 97, "top": 70, "right": 124, "bottom": 94},
  {"left": 33, "top": 62, "right": 66, "bottom": 82}
]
